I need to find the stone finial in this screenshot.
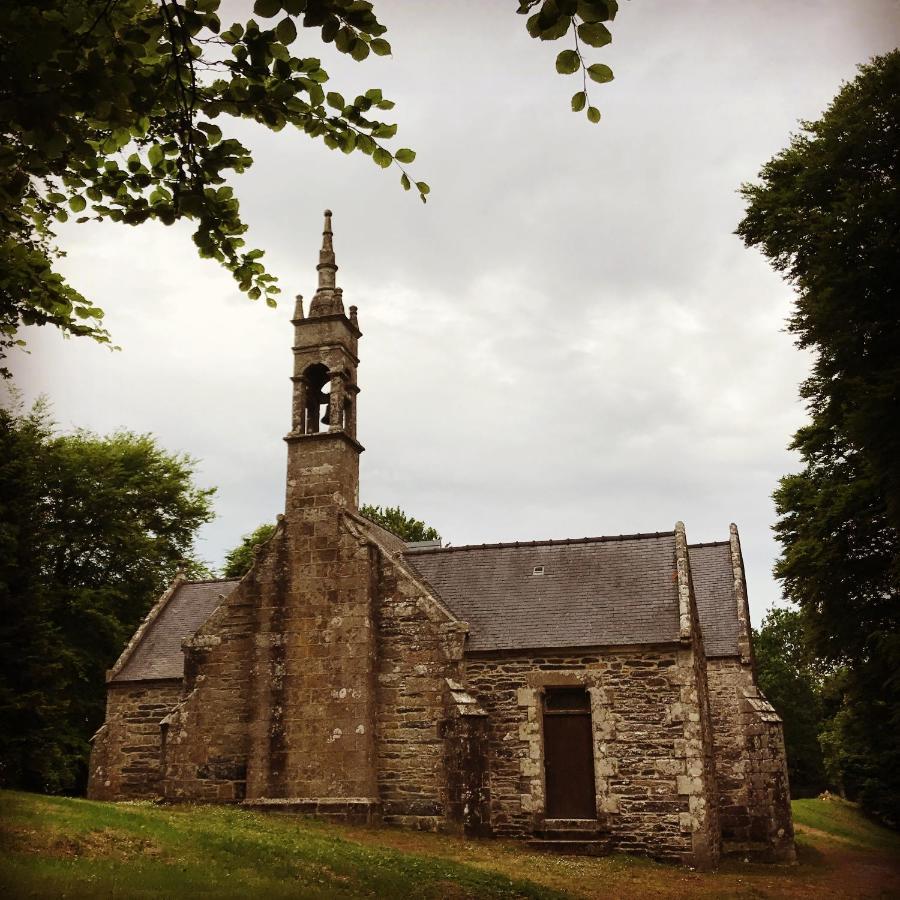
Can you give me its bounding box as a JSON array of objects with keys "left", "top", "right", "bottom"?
[
  {"left": 293, "top": 294, "right": 304, "bottom": 320},
  {"left": 309, "top": 208, "right": 344, "bottom": 317},
  {"left": 349, "top": 305, "right": 358, "bottom": 327},
  {"left": 318, "top": 209, "right": 336, "bottom": 290}
]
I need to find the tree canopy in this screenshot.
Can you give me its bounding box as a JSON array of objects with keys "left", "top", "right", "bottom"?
[
  {"left": 738, "top": 51, "right": 900, "bottom": 823},
  {"left": 360, "top": 504, "right": 440, "bottom": 543},
  {"left": 222, "top": 506, "right": 441, "bottom": 579},
  {"left": 753, "top": 607, "right": 827, "bottom": 797},
  {"left": 222, "top": 522, "right": 277, "bottom": 577},
  {"left": 0, "top": 398, "right": 214, "bottom": 793},
  {"left": 0, "top": 0, "right": 622, "bottom": 374}
]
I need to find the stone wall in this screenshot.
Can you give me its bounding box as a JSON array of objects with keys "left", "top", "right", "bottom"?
[
  {"left": 160, "top": 572, "right": 257, "bottom": 802},
  {"left": 464, "top": 642, "right": 720, "bottom": 866},
  {"left": 742, "top": 687, "right": 795, "bottom": 861},
  {"left": 360, "top": 519, "right": 469, "bottom": 829},
  {"left": 706, "top": 659, "right": 795, "bottom": 861},
  {"left": 88, "top": 680, "right": 181, "bottom": 801},
  {"left": 706, "top": 657, "right": 754, "bottom": 847}
]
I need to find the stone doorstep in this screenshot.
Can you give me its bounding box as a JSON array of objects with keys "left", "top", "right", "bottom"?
[
  {"left": 524, "top": 837, "right": 611, "bottom": 857},
  {"left": 537, "top": 818, "right": 608, "bottom": 840}
]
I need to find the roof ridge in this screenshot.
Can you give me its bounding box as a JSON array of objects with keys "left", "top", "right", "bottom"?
[
  {"left": 687, "top": 540, "right": 730, "bottom": 549},
  {"left": 185, "top": 577, "right": 242, "bottom": 584},
  {"left": 404, "top": 531, "right": 677, "bottom": 555}
]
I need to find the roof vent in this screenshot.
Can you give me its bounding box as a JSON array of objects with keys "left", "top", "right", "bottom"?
[{"left": 532, "top": 565, "right": 545, "bottom": 576}]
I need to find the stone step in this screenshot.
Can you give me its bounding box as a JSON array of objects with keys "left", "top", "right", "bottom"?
[
  {"left": 538, "top": 830, "right": 606, "bottom": 841},
  {"left": 542, "top": 818, "right": 605, "bottom": 832},
  {"left": 536, "top": 819, "right": 607, "bottom": 841},
  {"left": 524, "top": 838, "right": 611, "bottom": 857}
]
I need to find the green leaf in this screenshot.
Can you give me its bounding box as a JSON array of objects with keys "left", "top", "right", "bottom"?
[
  {"left": 577, "top": 0, "right": 615, "bottom": 22},
  {"left": 148, "top": 144, "right": 164, "bottom": 167},
  {"left": 275, "top": 16, "right": 297, "bottom": 43},
  {"left": 571, "top": 91, "right": 586, "bottom": 112},
  {"left": 69, "top": 196, "right": 86, "bottom": 213},
  {"left": 416, "top": 181, "right": 430, "bottom": 195},
  {"left": 197, "top": 122, "right": 222, "bottom": 145},
  {"left": 370, "top": 38, "right": 391, "bottom": 56},
  {"left": 555, "top": 50, "right": 580, "bottom": 75},
  {"left": 587, "top": 63, "right": 614, "bottom": 83},
  {"left": 577, "top": 21, "right": 612, "bottom": 47},
  {"left": 587, "top": 105, "right": 601, "bottom": 123},
  {"left": 373, "top": 147, "right": 392, "bottom": 168},
  {"left": 350, "top": 38, "right": 369, "bottom": 61},
  {"left": 401, "top": 173, "right": 411, "bottom": 191},
  {"left": 395, "top": 148, "right": 416, "bottom": 164},
  {"left": 326, "top": 91, "right": 345, "bottom": 110},
  {"left": 253, "top": 0, "right": 281, "bottom": 18}
]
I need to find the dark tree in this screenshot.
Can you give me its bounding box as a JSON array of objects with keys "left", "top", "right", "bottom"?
[
  {"left": 738, "top": 51, "right": 900, "bottom": 823},
  {"left": 0, "top": 399, "right": 214, "bottom": 793}
]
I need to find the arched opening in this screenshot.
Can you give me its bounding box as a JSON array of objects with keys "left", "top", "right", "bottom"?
[{"left": 303, "top": 363, "right": 331, "bottom": 434}]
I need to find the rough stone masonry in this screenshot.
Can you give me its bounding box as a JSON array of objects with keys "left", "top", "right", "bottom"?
[{"left": 88, "top": 211, "right": 795, "bottom": 867}]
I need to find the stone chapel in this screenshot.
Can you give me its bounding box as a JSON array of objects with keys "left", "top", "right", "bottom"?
[{"left": 88, "top": 211, "right": 795, "bottom": 867}]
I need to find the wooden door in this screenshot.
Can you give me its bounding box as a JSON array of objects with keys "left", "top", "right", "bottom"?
[{"left": 543, "top": 689, "right": 596, "bottom": 819}]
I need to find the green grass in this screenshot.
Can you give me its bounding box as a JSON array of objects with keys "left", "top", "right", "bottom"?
[
  {"left": 2, "top": 791, "right": 898, "bottom": 899},
  {"left": 791, "top": 795, "right": 900, "bottom": 853},
  {"left": 0, "top": 791, "right": 562, "bottom": 899}
]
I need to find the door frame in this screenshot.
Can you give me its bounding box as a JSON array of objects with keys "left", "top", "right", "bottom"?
[{"left": 541, "top": 685, "right": 598, "bottom": 820}]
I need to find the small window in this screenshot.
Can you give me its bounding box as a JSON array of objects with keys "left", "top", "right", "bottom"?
[{"left": 532, "top": 565, "right": 545, "bottom": 576}]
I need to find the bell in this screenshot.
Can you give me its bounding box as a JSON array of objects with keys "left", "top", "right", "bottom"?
[{"left": 319, "top": 392, "right": 332, "bottom": 426}]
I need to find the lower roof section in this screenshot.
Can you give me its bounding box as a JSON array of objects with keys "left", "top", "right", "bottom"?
[{"left": 112, "top": 579, "right": 239, "bottom": 682}]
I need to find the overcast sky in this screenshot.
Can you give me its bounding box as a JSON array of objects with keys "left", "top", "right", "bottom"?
[{"left": 10, "top": 1, "right": 900, "bottom": 623}]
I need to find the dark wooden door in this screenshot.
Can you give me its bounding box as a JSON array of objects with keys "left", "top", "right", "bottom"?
[{"left": 544, "top": 710, "right": 596, "bottom": 819}]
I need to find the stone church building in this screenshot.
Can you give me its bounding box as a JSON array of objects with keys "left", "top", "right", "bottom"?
[{"left": 88, "top": 212, "right": 795, "bottom": 867}]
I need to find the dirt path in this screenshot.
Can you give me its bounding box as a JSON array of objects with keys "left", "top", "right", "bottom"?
[{"left": 336, "top": 822, "right": 900, "bottom": 899}]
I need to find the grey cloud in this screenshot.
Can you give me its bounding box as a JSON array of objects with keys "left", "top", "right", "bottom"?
[{"left": 11, "top": 0, "right": 900, "bottom": 623}]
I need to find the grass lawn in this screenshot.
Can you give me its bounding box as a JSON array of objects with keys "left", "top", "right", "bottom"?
[{"left": 1, "top": 790, "right": 898, "bottom": 898}]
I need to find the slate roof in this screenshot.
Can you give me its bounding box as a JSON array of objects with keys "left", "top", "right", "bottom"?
[
  {"left": 112, "top": 579, "right": 239, "bottom": 682},
  {"left": 404, "top": 533, "right": 682, "bottom": 652},
  {"left": 688, "top": 542, "right": 741, "bottom": 657},
  {"left": 111, "top": 531, "right": 745, "bottom": 682}
]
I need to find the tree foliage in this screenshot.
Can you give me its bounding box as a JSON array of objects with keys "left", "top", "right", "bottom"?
[
  {"left": 222, "top": 521, "right": 276, "bottom": 577},
  {"left": 753, "top": 607, "right": 828, "bottom": 798},
  {"left": 518, "top": 0, "right": 618, "bottom": 125},
  {"left": 0, "top": 398, "right": 214, "bottom": 793},
  {"left": 0, "top": 0, "right": 624, "bottom": 375},
  {"left": 359, "top": 504, "right": 440, "bottom": 543},
  {"left": 738, "top": 51, "right": 900, "bottom": 823}
]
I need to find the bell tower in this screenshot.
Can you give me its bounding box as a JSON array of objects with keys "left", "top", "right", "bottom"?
[
  {"left": 285, "top": 209, "right": 363, "bottom": 514},
  {"left": 246, "top": 209, "right": 377, "bottom": 808}
]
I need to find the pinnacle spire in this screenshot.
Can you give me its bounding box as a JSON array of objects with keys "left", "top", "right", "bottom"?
[
  {"left": 318, "top": 209, "right": 336, "bottom": 290},
  {"left": 309, "top": 208, "right": 344, "bottom": 316}
]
